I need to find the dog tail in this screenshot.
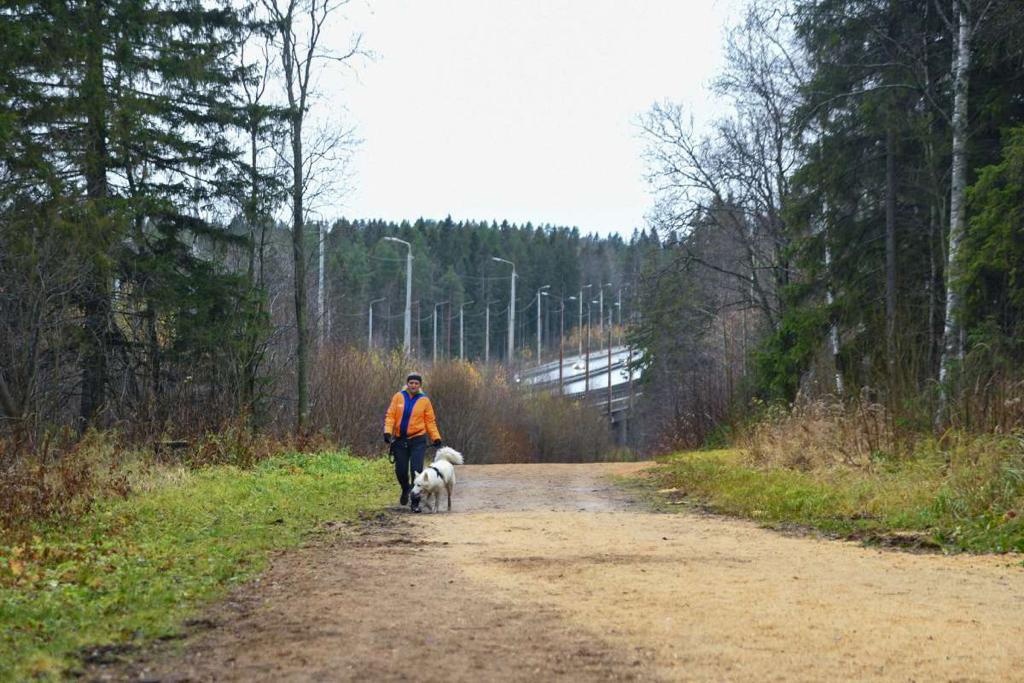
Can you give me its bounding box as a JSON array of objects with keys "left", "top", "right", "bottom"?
[{"left": 434, "top": 446, "right": 464, "bottom": 465}]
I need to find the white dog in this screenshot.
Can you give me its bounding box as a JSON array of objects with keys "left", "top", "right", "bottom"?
[{"left": 411, "top": 446, "right": 464, "bottom": 512}]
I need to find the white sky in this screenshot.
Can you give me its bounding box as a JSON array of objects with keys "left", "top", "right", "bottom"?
[{"left": 321, "top": 0, "right": 738, "bottom": 237}]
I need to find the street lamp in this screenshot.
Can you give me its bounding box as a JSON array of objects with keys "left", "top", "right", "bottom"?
[
  {"left": 383, "top": 236, "right": 412, "bottom": 355},
  {"left": 491, "top": 257, "right": 516, "bottom": 365},
  {"left": 536, "top": 285, "right": 550, "bottom": 366},
  {"left": 368, "top": 297, "right": 385, "bottom": 350},
  {"left": 484, "top": 300, "right": 496, "bottom": 365},
  {"left": 584, "top": 299, "right": 599, "bottom": 394},
  {"left": 616, "top": 284, "right": 630, "bottom": 328},
  {"left": 459, "top": 300, "right": 474, "bottom": 360},
  {"left": 432, "top": 301, "right": 448, "bottom": 365},
  {"left": 578, "top": 284, "right": 592, "bottom": 356},
  {"left": 560, "top": 294, "right": 576, "bottom": 391},
  {"left": 598, "top": 282, "right": 612, "bottom": 339}
]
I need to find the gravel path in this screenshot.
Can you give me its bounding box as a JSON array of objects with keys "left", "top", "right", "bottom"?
[{"left": 90, "top": 462, "right": 1024, "bottom": 682}]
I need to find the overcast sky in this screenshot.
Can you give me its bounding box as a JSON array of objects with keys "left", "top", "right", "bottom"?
[{"left": 322, "top": 0, "right": 738, "bottom": 237}]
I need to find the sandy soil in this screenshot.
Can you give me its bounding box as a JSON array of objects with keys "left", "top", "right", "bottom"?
[{"left": 89, "top": 462, "right": 1024, "bottom": 682}]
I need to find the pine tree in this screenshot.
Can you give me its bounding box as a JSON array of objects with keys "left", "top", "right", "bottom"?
[{"left": 3, "top": 0, "right": 254, "bottom": 426}]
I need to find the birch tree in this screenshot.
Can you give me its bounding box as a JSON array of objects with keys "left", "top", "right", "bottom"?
[{"left": 935, "top": 0, "right": 995, "bottom": 425}]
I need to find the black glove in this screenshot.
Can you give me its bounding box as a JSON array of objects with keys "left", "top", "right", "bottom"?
[
  {"left": 432, "top": 439, "right": 443, "bottom": 448},
  {"left": 384, "top": 433, "right": 393, "bottom": 444}
]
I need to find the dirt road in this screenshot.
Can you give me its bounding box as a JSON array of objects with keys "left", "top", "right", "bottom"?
[{"left": 95, "top": 462, "right": 1024, "bottom": 681}]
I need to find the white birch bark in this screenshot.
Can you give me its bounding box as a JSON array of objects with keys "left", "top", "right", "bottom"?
[
  {"left": 937, "top": 0, "right": 973, "bottom": 423},
  {"left": 823, "top": 199, "right": 844, "bottom": 396}
]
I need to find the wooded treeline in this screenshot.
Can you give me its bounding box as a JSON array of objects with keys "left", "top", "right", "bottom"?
[
  {"left": 0, "top": 0, "right": 643, "bottom": 443},
  {"left": 322, "top": 217, "right": 644, "bottom": 358},
  {"left": 5, "top": 0, "right": 1023, "bottom": 454},
  {"left": 635, "top": 0, "right": 1024, "bottom": 449},
  {"left": 1, "top": 0, "right": 268, "bottom": 441}
]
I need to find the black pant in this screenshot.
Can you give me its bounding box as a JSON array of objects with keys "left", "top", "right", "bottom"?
[{"left": 392, "top": 435, "right": 427, "bottom": 494}]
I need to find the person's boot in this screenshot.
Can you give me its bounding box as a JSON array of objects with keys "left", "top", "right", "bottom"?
[
  {"left": 400, "top": 488, "right": 409, "bottom": 506},
  {"left": 410, "top": 493, "right": 421, "bottom": 513}
]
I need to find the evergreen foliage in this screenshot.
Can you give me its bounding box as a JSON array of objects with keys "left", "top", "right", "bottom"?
[
  {"left": 323, "top": 217, "right": 642, "bottom": 361},
  {"left": 637, "top": 0, "right": 1024, "bottom": 443}
]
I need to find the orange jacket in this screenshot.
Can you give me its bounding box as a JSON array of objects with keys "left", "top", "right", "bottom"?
[{"left": 384, "top": 389, "right": 441, "bottom": 442}]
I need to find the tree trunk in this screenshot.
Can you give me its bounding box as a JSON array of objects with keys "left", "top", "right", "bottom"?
[
  {"left": 317, "top": 222, "right": 325, "bottom": 346},
  {"left": 822, "top": 195, "right": 844, "bottom": 396},
  {"left": 937, "top": 1, "right": 971, "bottom": 425},
  {"left": 885, "top": 124, "right": 897, "bottom": 370},
  {"left": 292, "top": 112, "right": 309, "bottom": 433},
  {"left": 80, "top": 0, "right": 111, "bottom": 428},
  {"left": 826, "top": 241, "right": 844, "bottom": 397}
]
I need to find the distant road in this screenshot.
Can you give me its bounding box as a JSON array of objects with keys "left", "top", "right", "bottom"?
[{"left": 518, "top": 345, "right": 640, "bottom": 399}]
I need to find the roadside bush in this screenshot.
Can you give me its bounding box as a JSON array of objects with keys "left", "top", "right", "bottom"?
[
  {"left": 650, "top": 431, "right": 1024, "bottom": 552},
  {"left": 931, "top": 432, "right": 1024, "bottom": 541},
  {"left": 742, "top": 395, "right": 913, "bottom": 470},
  {"left": 310, "top": 349, "right": 618, "bottom": 464},
  {"left": 520, "top": 391, "right": 613, "bottom": 463},
  {"left": 0, "top": 451, "right": 392, "bottom": 680},
  {"left": 310, "top": 347, "right": 407, "bottom": 456},
  {"left": 422, "top": 361, "right": 513, "bottom": 463},
  {"left": 0, "top": 431, "right": 133, "bottom": 539}
]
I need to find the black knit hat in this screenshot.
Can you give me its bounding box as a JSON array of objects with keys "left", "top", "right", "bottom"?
[{"left": 406, "top": 372, "right": 423, "bottom": 383}]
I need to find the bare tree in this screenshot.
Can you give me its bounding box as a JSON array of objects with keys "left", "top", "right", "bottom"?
[
  {"left": 640, "top": 3, "right": 805, "bottom": 331},
  {"left": 260, "top": 0, "right": 361, "bottom": 432},
  {"left": 234, "top": 30, "right": 290, "bottom": 419},
  {"left": 0, "top": 215, "right": 89, "bottom": 440}
]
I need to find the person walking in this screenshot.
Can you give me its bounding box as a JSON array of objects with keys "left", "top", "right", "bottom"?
[{"left": 383, "top": 372, "right": 443, "bottom": 513}]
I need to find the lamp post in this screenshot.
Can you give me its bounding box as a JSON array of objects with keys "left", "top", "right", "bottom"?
[
  {"left": 459, "top": 300, "right": 473, "bottom": 360},
  {"left": 492, "top": 257, "right": 516, "bottom": 365},
  {"left": 536, "top": 285, "right": 550, "bottom": 366},
  {"left": 616, "top": 284, "right": 630, "bottom": 328},
  {"left": 561, "top": 295, "right": 576, "bottom": 392},
  {"left": 585, "top": 299, "right": 597, "bottom": 395},
  {"left": 368, "top": 297, "right": 385, "bottom": 350},
  {"left": 598, "top": 282, "right": 612, "bottom": 340},
  {"left": 432, "top": 301, "right": 448, "bottom": 365},
  {"left": 383, "top": 236, "right": 412, "bottom": 355},
  {"left": 484, "top": 301, "right": 491, "bottom": 365},
  {"left": 614, "top": 301, "right": 622, "bottom": 347},
  {"left": 578, "top": 284, "right": 592, "bottom": 356}
]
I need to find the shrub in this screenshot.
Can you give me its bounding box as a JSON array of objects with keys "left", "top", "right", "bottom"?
[
  {"left": 309, "top": 347, "right": 407, "bottom": 456},
  {"left": 309, "top": 348, "right": 618, "bottom": 464},
  {"left": 742, "top": 394, "right": 913, "bottom": 470},
  {"left": 0, "top": 431, "right": 133, "bottom": 539}
]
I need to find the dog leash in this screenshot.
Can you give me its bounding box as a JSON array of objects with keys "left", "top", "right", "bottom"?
[{"left": 386, "top": 439, "right": 439, "bottom": 463}]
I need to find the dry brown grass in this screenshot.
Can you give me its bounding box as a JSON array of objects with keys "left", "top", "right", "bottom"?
[
  {"left": 309, "top": 347, "right": 407, "bottom": 457},
  {"left": 742, "top": 395, "right": 911, "bottom": 470},
  {"left": 0, "top": 431, "right": 133, "bottom": 538},
  {"left": 308, "top": 347, "right": 617, "bottom": 464},
  {"left": 0, "top": 422, "right": 332, "bottom": 536}
]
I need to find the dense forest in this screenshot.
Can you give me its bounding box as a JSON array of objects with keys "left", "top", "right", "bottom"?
[
  {"left": 634, "top": 0, "right": 1024, "bottom": 449},
  {"left": 318, "top": 217, "right": 644, "bottom": 359},
  {"left": 0, "top": 0, "right": 644, "bottom": 444},
  {"left": 2, "top": 0, "right": 1024, "bottom": 454}
]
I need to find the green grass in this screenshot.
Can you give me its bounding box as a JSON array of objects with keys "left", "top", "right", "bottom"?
[
  {"left": 642, "top": 446, "right": 1024, "bottom": 554},
  {"left": 0, "top": 451, "right": 392, "bottom": 681}
]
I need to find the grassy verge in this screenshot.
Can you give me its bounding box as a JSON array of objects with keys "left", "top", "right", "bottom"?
[
  {"left": 642, "top": 443, "right": 1024, "bottom": 554},
  {"left": 0, "top": 451, "right": 392, "bottom": 681}
]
